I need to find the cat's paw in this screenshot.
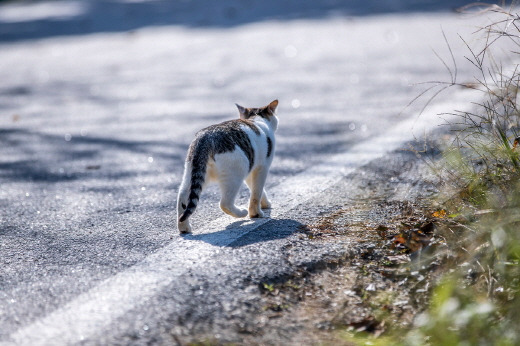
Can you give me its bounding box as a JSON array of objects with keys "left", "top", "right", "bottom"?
[
  {"left": 220, "top": 203, "right": 248, "bottom": 218},
  {"left": 261, "top": 200, "right": 272, "bottom": 209},
  {"left": 249, "top": 210, "right": 265, "bottom": 218},
  {"left": 235, "top": 208, "right": 248, "bottom": 218}
]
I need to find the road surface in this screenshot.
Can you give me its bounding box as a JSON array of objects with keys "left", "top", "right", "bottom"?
[{"left": 0, "top": 0, "right": 494, "bottom": 344}]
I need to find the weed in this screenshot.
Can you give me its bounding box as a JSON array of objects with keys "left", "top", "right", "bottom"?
[
  {"left": 284, "top": 280, "right": 301, "bottom": 290},
  {"left": 408, "top": 2, "right": 520, "bottom": 345},
  {"left": 262, "top": 282, "right": 275, "bottom": 293},
  {"left": 346, "top": 2, "right": 520, "bottom": 345}
]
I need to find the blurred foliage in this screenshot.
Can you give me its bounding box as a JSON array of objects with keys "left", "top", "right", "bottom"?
[
  {"left": 343, "top": 2, "right": 520, "bottom": 345},
  {"left": 404, "top": 178, "right": 520, "bottom": 346}
]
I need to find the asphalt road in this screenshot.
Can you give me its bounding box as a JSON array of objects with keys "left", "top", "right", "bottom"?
[{"left": 0, "top": 1, "right": 494, "bottom": 344}]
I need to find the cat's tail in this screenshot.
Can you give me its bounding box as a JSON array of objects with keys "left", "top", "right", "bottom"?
[{"left": 178, "top": 141, "right": 208, "bottom": 223}]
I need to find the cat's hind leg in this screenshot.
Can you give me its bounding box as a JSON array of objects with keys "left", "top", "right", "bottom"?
[
  {"left": 216, "top": 153, "right": 248, "bottom": 218},
  {"left": 219, "top": 176, "right": 248, "bottom": 218}
]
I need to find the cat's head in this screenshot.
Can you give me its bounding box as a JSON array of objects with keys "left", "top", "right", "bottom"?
[{"left": 235, "top": 100, "right": 279, "bottom": 130}]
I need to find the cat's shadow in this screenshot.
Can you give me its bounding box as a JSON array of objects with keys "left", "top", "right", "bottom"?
[{"left": 181, "top": 217, "right": 304, "bottom": 248}]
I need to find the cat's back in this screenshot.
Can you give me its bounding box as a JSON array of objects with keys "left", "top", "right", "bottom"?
[
  {"left": 188, "top": 119, "right": 260, "bottom": 166},
  {"left": 200, "top": 119, "right": 259, "bottom": 136}
]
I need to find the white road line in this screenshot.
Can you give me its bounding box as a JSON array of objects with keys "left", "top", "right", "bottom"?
[{"left": 7, "top": 90, "right": 476, "bottom": 345}]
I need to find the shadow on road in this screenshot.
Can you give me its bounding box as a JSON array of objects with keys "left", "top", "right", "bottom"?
[
  {"left": 0, "top": 0, "right": 474, "bottom": 42},
  {"left": 181, "top": 218, "right": 304, "bottom": 248},
  {"left": 0, "top": 128, "right": 184, "bottom": 183}
]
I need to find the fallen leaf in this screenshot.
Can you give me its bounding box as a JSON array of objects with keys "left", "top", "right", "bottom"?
[{"left": 432, "top": 210, "right": 446, "bottom": 218}]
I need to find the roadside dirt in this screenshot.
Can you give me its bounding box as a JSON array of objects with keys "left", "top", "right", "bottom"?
[
  {"left": 184, "top": 199, "right": 441, "bottom": 346},
  {"left": 184, "top": 144, "right": 445, "bottom": 346},
  {"left": 241, "top": 200, "right": 439, "bottom": 346}
]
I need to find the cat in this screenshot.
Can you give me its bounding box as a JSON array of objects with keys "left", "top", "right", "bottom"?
[{"left": 177, "top": 100, "right": 279, "bottom": 233}]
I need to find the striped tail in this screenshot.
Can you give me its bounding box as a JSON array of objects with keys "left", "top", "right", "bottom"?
[{"left": 178, "top": 144, "right": 208, "bottom": 223}]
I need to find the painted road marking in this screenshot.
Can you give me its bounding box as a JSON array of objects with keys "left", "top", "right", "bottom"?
[{"left": 7, "top": 90, "right": 477, "bottom": 345}]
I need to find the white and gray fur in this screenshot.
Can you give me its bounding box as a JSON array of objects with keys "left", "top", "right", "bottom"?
[{"left": 177, "top": 100, "right": 279, "bottom": 233}]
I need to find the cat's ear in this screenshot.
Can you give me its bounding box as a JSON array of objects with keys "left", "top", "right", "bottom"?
[
  {"left": 267, "top": 99, "right": 278, "bottom": 114},
  {"left": 236, "top": 103, "right": 248, "bottom": 119}
]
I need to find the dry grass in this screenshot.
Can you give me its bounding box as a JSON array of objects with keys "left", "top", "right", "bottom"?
[{"left": 346, "top": 2, "right": 520, "bottom": 345}]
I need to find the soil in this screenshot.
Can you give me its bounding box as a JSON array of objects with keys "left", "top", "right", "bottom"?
[
  {"left": 185, "top": 144, "right": 446, "bottom": 346},
  {"left": 186, "top": 199, "right": 441, "bottom": 346},
  {"left": 253, "top": 203, "right": 438, "bottom": 345}
]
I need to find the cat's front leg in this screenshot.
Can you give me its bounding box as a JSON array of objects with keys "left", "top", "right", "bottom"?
[
  {"left": 260, "top": 189, "right": 271, "bottom": 209},
  {"left": 246, "top": 168, "right": 269, "bottom": 218}
]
